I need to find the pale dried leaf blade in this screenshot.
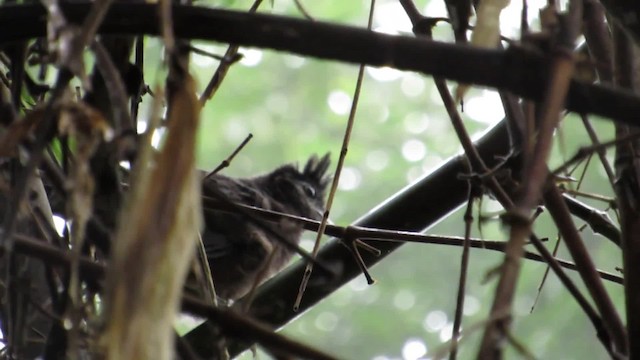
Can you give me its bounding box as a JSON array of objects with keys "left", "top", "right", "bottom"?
[
  {"left": 471, "top": 0, "right": 510, "bottom": 48},
  {"left": 456, "top": 0, "right": 511, "bottom": 101},
  {"left": 63, "top": 103, "right": 111, "bottom": 353},
  {"left": 43, "top": 0, "right": 90, "bottom": 88},
  {"left": 101, "top": 74, "right": 202, "bottom": 360},
  {"left": 60, "top": 102, "right": 112, "bottom": 245}
]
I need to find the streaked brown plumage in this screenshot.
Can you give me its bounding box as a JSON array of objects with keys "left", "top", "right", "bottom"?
[{"left": 201, "top": 154, "right": 330, "bottom": 300}]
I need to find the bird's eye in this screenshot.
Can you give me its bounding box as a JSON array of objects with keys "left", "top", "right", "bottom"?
[{"left": 301, "top": 183, "right": 316, "bottom": 198}]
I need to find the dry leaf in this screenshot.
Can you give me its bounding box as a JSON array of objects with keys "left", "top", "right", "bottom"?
[
  {"left": 456, "top": 0, "right": 511, "bottom": 101},
  {"left": 101, "top": 71, "right": 202, "bottom": 360}
]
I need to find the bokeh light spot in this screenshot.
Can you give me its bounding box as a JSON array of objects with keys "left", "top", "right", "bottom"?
[
  {"left": 224, "top": 118, "right": 249, "bottom": 142},
  {"left": 349, "top": 276, "right": 369, "bottom": 292},
  {"left": 151, "top": 127, "right": 165, "bottom": 149},
  {"left": 266, "top": 93, "right": 290, "bottom": 116},
  {"left": 327, "top": 90, "right": 352, "bottom": 115},
  {"left": 192, "top": 44, "right": 220, "bottom": 68},
  {"left": 366, "top": 150, "right": 390, "bottom": 172},
  {"left": 402, "top": 139, "right": 426, "bottom": 162},
  {"left": 284, "top": 54, "right": 306, "bottom": 68},
  {"left": 464, "top": 90, "right": 505, "bottom": 126},
  {"left": 403, "top": 112, "right": 430, "bottom": 134},
  {"left": 53, "top": 215, "right": 66, "bottom": 237},
  {"left": 367, "top": 66, "right": 402, "bottom": 82},
  {"left": 239, "top": 48, "right": 263, "bottom": 67},
  {"left": 402, "top": 338, "right": 427, "bottom": 360},
  {"left": 393, "top": 289, "right": 416, "bottom": 311},
  {"left": 401, "top": 74, "right": 426, "bottom": 98},
  {"left": 439, "top": 323, "right": 454, "bottom": 342},
  {"left": 338, "top": 167, "right": 362, "bottom": 191},
  {"left": 314, "top": 312, "right": 338, "bottom": 332},
  {"left": 423, "top": 310, "right": 447, "bottom": 333},
  {"left": 374, "top": 2, "right": 412, "bottom": 32},
  {"left": 406, "top": 166, "right": 425, "bottom": 184},
  {"left": 463, "top": 295, "right": 481, "bottom": 316}
]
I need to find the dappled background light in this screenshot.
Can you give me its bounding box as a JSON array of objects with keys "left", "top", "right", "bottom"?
[
  {"left": 393, "top": 289, "right": 417, "bottom": 311},
  {"left": 239, "top": 48, "right": 263, "bottom": 67},
  {"left": 327, "top": 90, "right": 352, "bottom": 115},
  {"left": 337, "top": 167, "right": 362, "bottom": 191},
  {"left": 423, "top": 310, "right": 447, "bottom": 333},
  {"left": 401, "top": 74, "right": 427, "bottom": 98},
  {"left": 401, "top": 139, "right": 427, "bottom": 162},
  {"left": 464, "top": 90, "right": 505, "bottom": 126},
  {"left": 53, "top": 215, "right": 66, "bottom": 237},
  {"left": 402, "top": 338, "right": 428, "bottom": 360},
  {"left": 367, "top": 64, "right": 403, "bottom": 82},
  {"left": 314, "top": 311, "right": 339, "bottom": 332}
]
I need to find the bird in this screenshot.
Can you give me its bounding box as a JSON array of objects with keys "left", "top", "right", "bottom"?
[{"left": 200, "top": 154, "right": 331, "bottom": 300}]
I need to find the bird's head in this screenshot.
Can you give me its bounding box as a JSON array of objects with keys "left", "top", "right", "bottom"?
[{"left": 264, "top": 153, "right": 331, "bottom": 220}]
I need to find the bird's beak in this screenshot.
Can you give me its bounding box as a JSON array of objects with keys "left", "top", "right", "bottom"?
[{"left": 313, "top": 207, "right": 333, "bottom": 224}]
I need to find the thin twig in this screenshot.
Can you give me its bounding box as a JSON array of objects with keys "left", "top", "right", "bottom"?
[
  {"left": 205, "top": 133, "right": 253, "bottom": 178},
  {"left": 544, "top": 185, "right": 627, "bottom": 356},
  {"left": 199, "top": 0, "right": 265, "bottom": 104},
  {"left": 552, "top": 130, "right": 640, "bottom": 176},
  {"left": 293, "top": 0, "right": 314, "bottom": 21},
  {"left": 181, "top": 294, "right": 338, "bottom": 360},
  {"left": 530, "top": 234, "right": 561, "bottom": 313},
  {"left": 201, "top": 199, "right": 623, "bottom": 284},
  {"left": 202, "top": 191, "right": 335, "bottom": 277},
  {"left": 185, "top": 44, "right": 241, "bottom": 62},
  {"left": 194, "top": 232, "right": 218, "bottom": 306},
  {"left": 580, "top": 114, "right": 616, "bottom": 186},
  {"left": 90, "top": 40, "right": 133, "bottom": 132},
  {"left": 131, "top": 36, "right": 144, "bottom": 124},
  {"left": 293, "top": 0, "right": 376, "bottom": 311},
  {"left": 449, "top": 191, "right": 474, "bottom": 360}
]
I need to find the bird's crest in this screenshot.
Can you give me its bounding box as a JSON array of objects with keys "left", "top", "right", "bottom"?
[{"left": 303, "top": 153, "right": 331, "bottom": 192}]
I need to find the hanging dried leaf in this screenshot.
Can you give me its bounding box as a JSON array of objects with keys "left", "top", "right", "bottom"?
[
  {"left": 0, "top": 107, "right": 43, "bottom": 157},
  {"left": 456, "top": 0, "right": 511, "bottom": 101},
  {"left": 42, "top": 0, "right": 90, "bottom": 88},
  {"left": 101, "top": 70, "right": 202, "bottom": 360},
  {"left": 0, "top": 102, "right": 112, "bottom": 157},
  {"left": 58, "top": 101, "right": 112, "bottom": 357}
]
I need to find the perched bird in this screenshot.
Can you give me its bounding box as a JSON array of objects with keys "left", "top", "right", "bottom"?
[{"left": 200, "top": 154, "right": 331, "bottom": 300}]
